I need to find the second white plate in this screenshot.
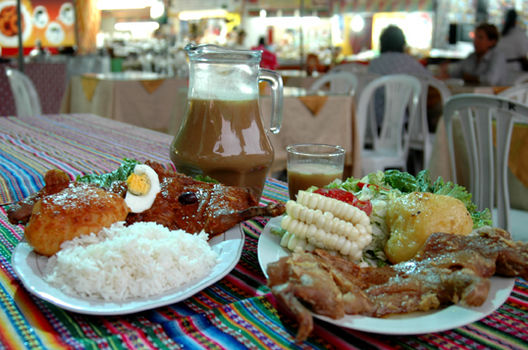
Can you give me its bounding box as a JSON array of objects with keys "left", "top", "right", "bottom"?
[{"left": 258, "top": 216, "right": 515, "bottom": 335}]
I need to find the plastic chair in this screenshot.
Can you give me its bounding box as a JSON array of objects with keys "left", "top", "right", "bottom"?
[
  {"left": 329, "top": 62, "right": 368, "bottom": 74},
  {"left": 513, "top": 73, "right": 528, "bottom": 85},
  {"left": 498, "top": 83, "right": 528, "bottom": 104},
  {"left": 443, "top": 94, "right": 528, "bottom": 237},
  {"left": 356, "top": 74, "right": 421, "bottom": 175},
  {"left": 5, "top": 67, "right": 42, "bottom": 117},
  {"left": 308, "top": 71, "right": 358, "bottom": 95},
  {"left": 409, "top": 75, "right": 451, "bottom": 168}
]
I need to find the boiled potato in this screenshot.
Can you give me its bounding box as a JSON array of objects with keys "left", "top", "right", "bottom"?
[{"left": 384, "top": 192, "right": 473, "bottom": 263}]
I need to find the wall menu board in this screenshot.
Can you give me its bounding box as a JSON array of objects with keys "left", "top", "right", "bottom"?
[{"left": 0, "top": 0, "right": 74, "bottom": 51}]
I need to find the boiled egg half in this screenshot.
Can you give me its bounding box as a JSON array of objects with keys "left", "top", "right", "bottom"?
[{"left": 125, "top": 164, "right": 161, "bottom": 213}]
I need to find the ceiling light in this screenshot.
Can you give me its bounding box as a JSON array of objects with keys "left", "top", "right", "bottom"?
[
  {"left": 150, "top": 0, "right": 165, "bottom": 19},
  {"left": 350, "top": 15, "right": 365, "bottom": 33}
]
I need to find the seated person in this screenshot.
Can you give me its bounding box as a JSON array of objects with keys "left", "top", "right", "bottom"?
[
  {"left": 368, "top": 26, "right": 435, "bottom": 132},
  {"left": 439, "top": 23, "right": 507, "bottom": 86},
  {"left": 252, "top": 37, "right": 278, "bottom": 70},
  {"left": 496, "top": 9, "right": 528, "bottom": 84},
  {"left": 368, "top": 25, "right": 431, "bottom": 78}
]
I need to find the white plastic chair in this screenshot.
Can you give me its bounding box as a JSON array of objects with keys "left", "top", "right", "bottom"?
[
  {"left": 5, "top": 67, "right": 42, "bottom": 117},
  {"left": 409, "top": 75, "right": 451, "bottom": 168},
  {"left": 308, "top": 71, "right": 358, "bottom": 95},
  {"left": 356, "top": 74, "right": 421, "bottom": 175},
  {"left": 498, "top": 83, "right": 528, "bottom": 104},
  {"left": 329, "top": 62, "right": 368, "bottom": 74},
  {"left": 444, "top": 94, "right": 528, "bottom": 238},
  {"left": 513, "top": 73, "right": 528, "bottom": 85}
]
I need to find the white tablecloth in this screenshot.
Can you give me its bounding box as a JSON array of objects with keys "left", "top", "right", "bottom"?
[{"left": 60, "top": 73, "right": 188, "bottom": 133}]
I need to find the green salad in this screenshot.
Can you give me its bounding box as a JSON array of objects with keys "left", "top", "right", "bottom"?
[{"left": 275, "top": 169, "right": 491, "bottom": 267}]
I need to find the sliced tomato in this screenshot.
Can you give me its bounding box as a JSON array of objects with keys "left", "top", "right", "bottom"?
[
  {"left": 357, "top": 182, "right": 387, "bottom": 191},
  {"left": 314, "top": 188, "right": 372, "bottom": 216}
]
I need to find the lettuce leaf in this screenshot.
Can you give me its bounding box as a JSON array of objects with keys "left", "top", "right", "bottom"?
[
  {"left": 383, "top": 169, "right": 418, "bottom": 192},
  {"left": 379, "top": 169, "right": 491, "bottom": 228},
  {"left": 76, "top": 158, "right": 139, "bottom": 188}
]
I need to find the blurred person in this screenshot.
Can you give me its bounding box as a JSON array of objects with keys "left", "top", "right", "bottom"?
[
  {"left": 368, "top": 25, "right": 431, "bottom": 78},
  {"left": 29, "top": 39, "right": 50, "bottom": 61},
  {"left": 368, "top": 25, "right": 441, "bottom": 137},
  {"left": 496, "top": 9, "right": 528, "bottom": 82},
  {"left": 252, "top": 36, "right": 278, "bottom": 70},
  {"left": 439, "top": 23, "right": 507, "bottom": 86},
  {"left": 306, "top": 53, "right": 324, "bottom": 76}
]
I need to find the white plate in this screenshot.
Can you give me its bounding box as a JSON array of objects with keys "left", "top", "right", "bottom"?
[
  {"left": 12, "top": 225, "right": 244, "bottom": 315},
  {"left": 258, "top": 216, "right": 515, "bottom": 335}
]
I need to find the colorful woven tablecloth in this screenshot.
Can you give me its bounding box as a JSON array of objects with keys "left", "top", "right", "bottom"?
[{"left": 0, "top": 114, "right": 527, "bottom": 349}]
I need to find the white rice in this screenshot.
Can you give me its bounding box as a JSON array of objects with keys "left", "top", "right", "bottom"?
[{"left": 44, "top": 222, "right": 219, "bottom": 301}]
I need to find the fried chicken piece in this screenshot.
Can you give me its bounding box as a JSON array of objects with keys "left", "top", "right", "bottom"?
[
  {"left": 126, "top": 161, "right": 285, "bottom": 236},
  {"left": 7, "top": 169, "right": 71, "bottom": 225},
  {"left": 25, "top": 183, "right": 129, "bottom": 256}
]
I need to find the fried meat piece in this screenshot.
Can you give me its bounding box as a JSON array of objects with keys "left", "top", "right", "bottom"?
[
  {"left": 126, "top": 161, "right": 285, "bottom": 236},
  {"left": 25, "top": 183, "right": 129, "bottom": 256},
  {"left": 268, "top": 228, "right": 528, "bottom": 342},
  {"left": 7, "top": 169, "right": 71, "bottom": 225},
  {"left": 8, "top": 162, "right": 285, "bottom": 239},
  {"left": 415, "top": 227, "right": 528, "bottom": 279},
  {"left": 268, "top": 250, "right": 489, "bottom": 341}
]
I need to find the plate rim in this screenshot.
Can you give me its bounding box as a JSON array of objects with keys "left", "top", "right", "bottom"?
[
  {"left": 12, "top": 224, "right": 245, "bottom": 315},
  {"left": 258, "top": 216, "right": 516, "bottom": 335}
]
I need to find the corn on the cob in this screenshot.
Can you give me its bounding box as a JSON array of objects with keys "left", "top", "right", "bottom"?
[{"left": 280, "top": 190, "right": 372, "bottom": 261}]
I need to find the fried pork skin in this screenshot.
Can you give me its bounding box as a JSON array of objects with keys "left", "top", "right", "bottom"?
[
  {"left": 267, "top": 227, "right": 528, "bottom": 342},
  {"left": 385, "top": 192, "right": 473, "bottom": 263},
  {"left": 25, "top": 184, "right": 129, "bottom": 256}
]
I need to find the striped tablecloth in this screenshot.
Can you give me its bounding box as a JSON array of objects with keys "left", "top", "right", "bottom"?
[{"left": 0, "top": 114, "right": 527, "bottom": 349}]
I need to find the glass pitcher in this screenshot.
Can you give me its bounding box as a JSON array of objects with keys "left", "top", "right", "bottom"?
[{"left": 170, "top": 43, "right": 283, "bottom": 199}]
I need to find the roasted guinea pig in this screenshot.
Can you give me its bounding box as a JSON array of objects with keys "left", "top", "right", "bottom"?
[
  {"left": 25, "top": 184, "right": 129, "bottom": 256},
  {"left": 125, "top": 162, "right": 285, "bottom": 235},
  {"left": 267, "top": 226, "right": 528, "bottom": 342},
  {"left": 8, "top": 161, "right": 285, "bottom": 242}
]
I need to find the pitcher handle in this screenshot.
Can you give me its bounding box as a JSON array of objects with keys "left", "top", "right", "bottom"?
[{"left": 259, "top": 69, "right": 283, "bottom": 134}]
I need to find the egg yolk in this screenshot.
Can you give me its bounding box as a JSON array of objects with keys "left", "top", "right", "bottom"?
[{"left": 126, "top": 173, "right": 151, "bottom": 196}]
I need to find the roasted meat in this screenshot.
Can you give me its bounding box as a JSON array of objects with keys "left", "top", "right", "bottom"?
[
  {"left": 7, "top": 169, "right": 71, "bottom": 225},
  {"left": 267, "top": 227, "right": 527, "bottom": 342},
  {"left": 7, "top": 162, "right": 285, "bottom": 239},
  {"left": 125, "top": 162, "right": 285, "bottom": 235},
  {"left": 415, "top": 226, "right": 528, "bottom": 279}
]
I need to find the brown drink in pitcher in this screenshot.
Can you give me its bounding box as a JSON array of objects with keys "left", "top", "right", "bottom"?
[
  {"left": 169, "top": 44, "right": 283, "bottom": 199},
  {"left": 170, "top": 98, "right": 274, "bottom": 199}
]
